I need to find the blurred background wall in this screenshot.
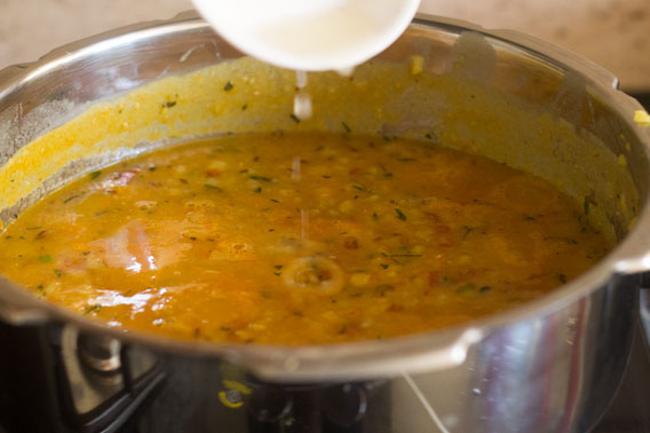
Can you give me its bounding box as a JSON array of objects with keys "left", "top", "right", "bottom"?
[{"left": 0, "top": 0, "right": 648, "bottom": 91}]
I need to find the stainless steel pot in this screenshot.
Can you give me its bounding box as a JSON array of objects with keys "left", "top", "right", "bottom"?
[{"left": 0, "top": 11, "right": 649, "bottom": 433}]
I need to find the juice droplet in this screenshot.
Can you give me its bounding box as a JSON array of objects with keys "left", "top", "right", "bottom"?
[
  {"left": 336, "top": 66, "right": 356, "bottom": 77},
  {"left": 291, "top": 156, "right": 302, "bottom": 181},
  {"left": 293, "top": 70, "right": 312, "bottom": 120},
  {"left": 293, "top": 92, "right": 312, "bottom": 121},
  {"left": 296, "top": 70, "right": 308, "bottom": 89}
]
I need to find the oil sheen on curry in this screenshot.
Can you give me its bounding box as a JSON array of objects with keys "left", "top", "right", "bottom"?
[{"left": 0, "top": 133, "right": 611, "bottom": 345}]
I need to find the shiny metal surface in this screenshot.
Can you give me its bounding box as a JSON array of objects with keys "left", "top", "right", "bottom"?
[
  {"left": 77, "top": 333, "right": 122, "bottom": 373},
  {"left": 60, "top": 327, "right": 125, "bottom": 415},
  {"left": 0, "top": 11, "right": 648, "bottom": 433},
  {"left": 394, "top": 275, "right": 638, "bottom": 433}
]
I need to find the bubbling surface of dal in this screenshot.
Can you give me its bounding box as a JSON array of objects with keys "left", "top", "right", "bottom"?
[{"left": 0, "top": 133, "right": 611, "bottom": 345}]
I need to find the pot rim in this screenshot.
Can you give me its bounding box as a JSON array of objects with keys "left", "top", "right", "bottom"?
[{"left": 0, "top": 11, "right": 649, "bottom": 382}]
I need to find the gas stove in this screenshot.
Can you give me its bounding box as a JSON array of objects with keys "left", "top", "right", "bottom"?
[{"left": 0, "top": 321, "right": 648, "bottom": 433}]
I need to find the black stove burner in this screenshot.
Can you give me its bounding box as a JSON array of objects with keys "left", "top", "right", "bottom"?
[{"left": 118, "top": 361, "right": 391, "bottom": 433}]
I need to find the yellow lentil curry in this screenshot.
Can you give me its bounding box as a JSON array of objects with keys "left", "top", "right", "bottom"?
[{"left": 0, "top": 133, "right": 611, "bottom": 345}]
